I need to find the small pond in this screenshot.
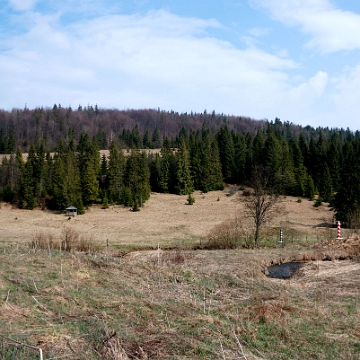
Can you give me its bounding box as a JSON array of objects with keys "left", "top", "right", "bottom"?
[{"left": 267, "top": 262, "right": 303, "bottom": 279}]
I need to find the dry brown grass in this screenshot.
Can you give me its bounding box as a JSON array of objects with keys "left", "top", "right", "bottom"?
[
  {"left": 0, "top": 243, "right": 359, "bottom": 359},
  {"left": 0, "top": 190, "right": 336, "bottom": 252},
  {"left": 1, "top": 189, "right": 359, "bottom": 359},
  {"left": 31, "top": 227, "right": 101, "bottom": 254}
]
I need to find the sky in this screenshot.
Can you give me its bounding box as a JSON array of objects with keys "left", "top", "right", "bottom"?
[{"left": 1, "top": 0, "right": 360, "bottom": 130}]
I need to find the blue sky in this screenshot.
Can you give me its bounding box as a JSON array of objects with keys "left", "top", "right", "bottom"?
[{"left": 1, "top": 0, "right": 360, "bottom": 130}]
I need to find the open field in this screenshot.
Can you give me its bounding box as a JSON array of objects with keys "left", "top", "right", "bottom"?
[
  {"left": 0, "top": 187, "right": 337, "bottom": 250},
  {"left": 0, "top": 189, "right": 360, "bottom": 359}
]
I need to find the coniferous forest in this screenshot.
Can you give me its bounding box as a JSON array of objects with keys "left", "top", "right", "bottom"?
[{"left": 0, "top": 105, "right": 359, "bottom": 227}]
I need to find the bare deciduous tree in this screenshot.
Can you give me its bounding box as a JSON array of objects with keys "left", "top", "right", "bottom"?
[{"left": 243, "top": 166, "right": 282, "bottom": 247}]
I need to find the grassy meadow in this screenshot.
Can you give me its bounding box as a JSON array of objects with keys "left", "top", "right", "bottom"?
[{"left": 0, "top": 188, "right": 359, "bottom": 359}]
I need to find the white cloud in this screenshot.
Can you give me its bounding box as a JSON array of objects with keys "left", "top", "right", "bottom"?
[
  {"left": 287, "top": 71, "right": 328, "bottom": 104},
  {"left": 250, "top": 0, "right": 360, "bottom": 53},
  {"left": 0, "top": 10, "right": 298, "bottom": 113},
  {"left": 9, "top": 0, "right": 38, "bottom": 11},
  {"left": 1, "top": 6, "right": 359, "bottom": 130},
  {"left": 332, "top": 64, "right": 360, "bottom": 124}
]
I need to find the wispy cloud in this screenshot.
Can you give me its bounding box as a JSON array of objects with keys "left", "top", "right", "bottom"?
[
  {"left": 249, "top": 0, "right": 360, "bottom": 53},
  {"left": 0, "top": 9, "right": 298, "bottom": 114}
]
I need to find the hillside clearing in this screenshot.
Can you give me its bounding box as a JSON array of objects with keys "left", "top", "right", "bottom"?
[{"left": 0, "top": 188, "right": 335, "bottom": 250}]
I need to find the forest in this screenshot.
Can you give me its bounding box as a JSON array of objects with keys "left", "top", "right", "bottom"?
[{"left": 0, "top": 104, "right": 359, "bottom": 227}]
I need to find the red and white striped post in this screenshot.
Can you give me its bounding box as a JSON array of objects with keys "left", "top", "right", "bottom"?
[{"left": 336, "top": 221, "right": 343, "bottom": 240}]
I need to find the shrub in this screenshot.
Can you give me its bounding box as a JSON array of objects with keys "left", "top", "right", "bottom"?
[
  {"left": 242, "top": 189, "right": 252, "bottom": 197},
  {"left": 204, "top": 218, "right": 248, "bottom": 249},
  {"left": 31, "top": 230, "right": 56, "bottom": 252},
  {"left": 61, "top": 227, "right": 80, "bottom": 251},
  {"left": 61, "top": 227, "right": 101, "bottom": 253},
  {"left": 187, "top": 193, "right": 195, "bottom": 205}
]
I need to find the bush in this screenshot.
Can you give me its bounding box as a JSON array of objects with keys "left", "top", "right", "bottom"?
[
  {"left": 31, "top": 230, "right": 56, "bottom": 252},
  {"left": 59, "top": 227, "right": 101, "bottom": 253},
  {"left": 31, "top": 228, "right": 100, "bottom": 254},
  {"left": 242, "top": 189, "right": 252, "bottom": 197},
  {"left": 187, "top": 193, "right": 195, "bottom": 205},
  {"left": 204, "top": 218, "right": 249, "bottom": 249},
  {"left": 61, "top": 227, "right": 80, "bottom": 251}
]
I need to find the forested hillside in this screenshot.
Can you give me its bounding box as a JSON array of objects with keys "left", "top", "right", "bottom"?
[{"left": 0, "top": 105, "right": 358, "bottom": 227}]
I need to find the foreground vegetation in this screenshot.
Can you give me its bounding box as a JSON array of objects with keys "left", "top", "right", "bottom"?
[{"left": 1, "top": 238, "right": 359, "bottom": 359}]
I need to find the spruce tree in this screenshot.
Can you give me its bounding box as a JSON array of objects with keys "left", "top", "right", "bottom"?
[
  {"left": 124, "top": 149, "right": 150, "bottom": 207},
  {"left": 175, "top": 138, "right": 193, "bottom": 195},
  {"left": 77, "top": 134, "right": 100, "bottom": 206},
  {"left": 318, "top": 162, "right": 333, "bottom": 203},
  {"left": 159, "top": 137, "right": 175, "bottom": 193},
  {"left": 234, "top": 133, "right": 246, "bottom": 184},
  {"left": 152, "top": 126, "right": 161, "bottom": 148},
  {"left": 216, "top": 126, "right": 235, "bottom": 182},
  {"left": 208, "top": 137, "right": 224, "bottom": 191},
  {"left": 18, "top": 144, "right": 37, "bottom": 209},
  {"left": 333, "top": 141, "right": 360, "bottom": 227},
  {"left": 189, "top": 131, "right": 203, "bottom": 191},
  {"left": 107, "top": 140, "right": 125, "bottom": 203}
]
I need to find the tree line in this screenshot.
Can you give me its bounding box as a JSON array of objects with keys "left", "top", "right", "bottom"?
[
  {"left": 0, "top": 108, "right": 359, "bottom": 228},
  {"left": 0, "top": 105, "right": 264, "bottom": 153}
]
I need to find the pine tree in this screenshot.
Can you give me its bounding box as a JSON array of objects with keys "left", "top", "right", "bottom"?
[
  {"left": 244, "top": 132, "right": 254, "bottom": 183},
  {"left": 289, "top": 137, "right": 307, "bottom": 196},
  {"left": 318, "top": 162, "right": 333, "bottom": 203},
  {"left": 216, "top": 126, "right": 235, "bottom": 182},
  {"left": 159, "top": 137, "right": 175, "bottom": 193},
  {"left": 143, "top": 129, "right": 152, "bottom": 149},
  {"left": 189, "top": 131, "right": 203, "bottom": 191},
  {"left": 305, "top": 175, "right": 315, "bottom": 200},
  {"left": 149, "top": 153, "right": 162, "bottom": 193},
  {"left": 208, "top": 137, "right": 224, "bottom": 191},
  {"left": 77, "top": 134, "right": 100, "bottom": 206},
  {"left": 124, "top": 149, "right": 150, "bottom": 207},
  {"left": 262, "top": 132, "right": 282, "bottom": 186},
  {"left": 131, "top": 125, "right": 142, "bottom": 148},
  {"left": 175, "top": 138, "right": 193, "bottom": 195},
  {"left": 333, "top": 141, "right": 360, "bottom": 227},
  {"left": 234, "top": 133, "right": 246, "bottom": 184},
  {"left": 36, "top": 141, "right": 48, "bottom": 204},
  {"left": 18, "top": 144, "right": 37, "bottom": 209},
  {"left": 107, "top": 140, "right": 125, "bottom": 203},
  {"left": 152, "top": 126, "right": 161, "bottom": 148},
  {"left": 327, "top": 132, "right": 341, "bottom": 192},
  {"left": 298, "top": 133, "right": 309, "bottom": 170},
  {"left": 252, "top": 130, "right": 265, "bottom": 168}
]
